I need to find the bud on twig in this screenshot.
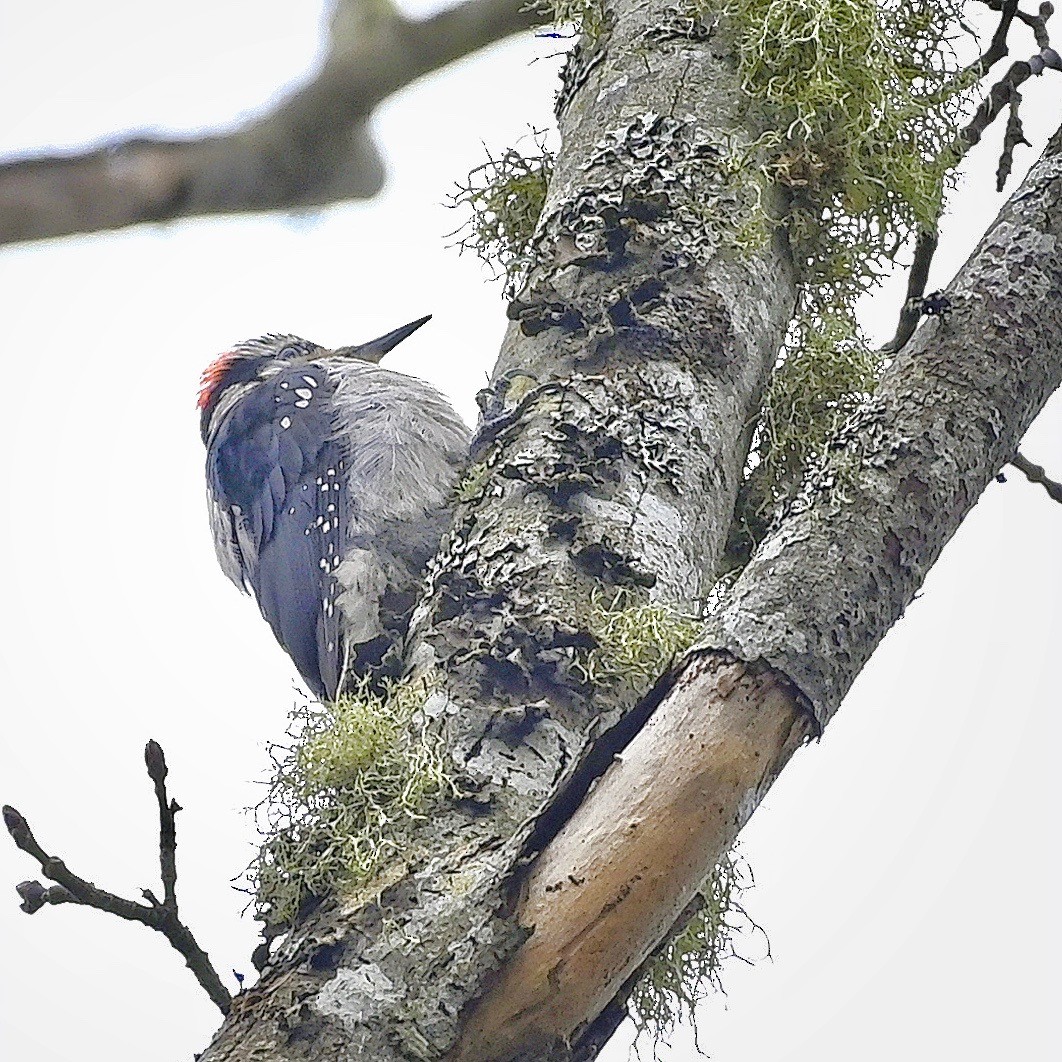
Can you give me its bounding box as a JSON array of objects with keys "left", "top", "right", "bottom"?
[
  {"left": 3, "top": 805, "right": 26, "bottom": 837},
  {"left": 144, "top": 740, "right": 167, "bottom": 783},
  {"left": 16, "top": 879, "right": 47, "bottom": 914}
]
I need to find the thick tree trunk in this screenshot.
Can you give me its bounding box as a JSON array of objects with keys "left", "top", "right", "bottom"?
[
  {"left": 201, "top": 5, "right": 795, "bottom": 1061},
  {"left": 199, "top": 15, "right": 1062, "bottom": 1062}
]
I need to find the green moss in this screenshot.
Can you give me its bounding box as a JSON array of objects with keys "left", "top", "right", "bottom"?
[
  {"left": 578, "top": 590, "right": 703, "bottom": 694},
  {"left": 707, "top": 0, "right": 974, "bottom": 514},
  {"left": 755, "top": 310, "right": 882, "bottom": 504},
  {"left": 726, "top": 0, "right": 970, "bottom": 259},
  {"left": 250, "top": 673, "right": 455, "bottom": 926},
  {"left": 630, "top": 853, "right": 759, "bottom": 1054},
  {"left": 449, "top": 137, "right": 554, "bottom": 299},
  {"left": 456, "top": 460, "right": 491, "bottom": 503}
]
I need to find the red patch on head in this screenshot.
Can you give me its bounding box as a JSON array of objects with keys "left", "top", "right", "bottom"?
[{"left": 197, "top": 351, "right": 237, "bottom": 410}]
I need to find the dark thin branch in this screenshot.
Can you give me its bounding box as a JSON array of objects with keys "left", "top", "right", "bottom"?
[
  {"left": 997, "top": 84, "right": 1031, "bottom": 189},
  {"left": 145, "top": 738, "right": 179, "bottom": 909},
  {"left": 1011, "top": 451, "right": 1062, "bottom": 503},
  {"left": 964, "top": 0, "right": 1020, "bottom": 78},
  {"left": 960, "top": 4, "right": 1059, "bottom": 158},
  {"left": 3, "top": 742, "right": 231, "bottom": 1014},
  {"left": 1018, "top": 1, "right": 1056, "bottom": 48},
  {"left": 0, "top": 0, "right": 537, "bottom": 246},
  {"left": 884, "top": 3, "right": 1058, "bottom": 353},
  {"left": 3, "top": 804, "right": 162, "bottom": 923},
  {"left": 961, "top": 66, "right": 1036, "bottom": 153},
  {"left": 882, "top": 230, "right": 938, "bottom": 354}
]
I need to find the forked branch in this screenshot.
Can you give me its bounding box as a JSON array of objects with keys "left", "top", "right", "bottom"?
[
  {"left": 4, "top": 740, "right": 231, "bottom": 1013},
  {"left": 885, "top": 2, "right": 1060, "bottom": 355}
]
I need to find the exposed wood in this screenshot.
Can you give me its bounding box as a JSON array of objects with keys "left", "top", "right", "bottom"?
[
  {"left": 450, "top": 656, "right": 809, "bottom": 1060},
  {"left": 197, "top": 5, "right": 798, "bottom": 1059}
]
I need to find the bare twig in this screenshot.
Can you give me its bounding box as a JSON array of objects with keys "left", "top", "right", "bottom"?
[
  {"left": 964, "top": 0, "right": 1020, "bottom": 77},
  {"left": 1011, "top": 451, "right": 1062, "bottom": 503},
  {"left": 882, "top": 230, "right": 939, "bottom": 354},
  {"left": 0, "top": 0, "right": 537, "bottom": 246},
  {"left": 997, "top": 84, "right": 1031, "bottom": 189},
  {"left": 961, "top": 3, "right": 1059, "bottom": 157},
  {"left": 145, "top": 738, "right": 179, "bottom": 909},
  {"left": 884, "top": 3, "right": 1058, "bottom": 353},
  {"left": 4, "top": 741, "right": 231, "bottom": 1013},
  {"left": 1017, "top": 1, "right": 1057, "bottom": 48}
]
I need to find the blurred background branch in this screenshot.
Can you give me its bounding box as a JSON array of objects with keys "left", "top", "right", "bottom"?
[{"left": 0, "top": 0, "right": 535, "bottom": 246}]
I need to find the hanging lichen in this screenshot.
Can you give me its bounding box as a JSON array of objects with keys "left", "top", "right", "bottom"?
[
  {"left": 249, "top": 673, "right": 455, "bottom": 926},
  {"left": 448, "top": 135, "right": 555, "bottom": 299},
  {"left": 629, "top": 852, "right": 763, "bottom": 1055},
  {"left": 707, "top": 0, "right": 975, "bottom": 521}
]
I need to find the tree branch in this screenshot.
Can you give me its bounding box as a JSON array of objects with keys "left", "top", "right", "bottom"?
[
  {"left": 884, "top": 3, "right": 1059, "bottom": 354},
  {"left": 965, "top": 0, "right": 1020, "bottom": 78},
  {"left": 0, "top": 0, "right": 537, "bottom": 246},
  {"left": 145, "top": 738, "right": 180, "bottom": 909},
  {"left": 448, "top": 118, "right": 1062, "bottom": 1061},
  {"left": 4, "top": 741, "right": 231, "bottom": 1014},
  {"left": 1011, "top": 450, "right": 1062, "bottom": 503},
  {"left": 960, "top": 37, "right": 1061, "bottom": 160},
  {"left": 882, "top": 229, "right": 938, "bottom": 354}
]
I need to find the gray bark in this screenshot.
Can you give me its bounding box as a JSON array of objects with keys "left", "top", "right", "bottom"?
[
  {"left": 196, "top": 14, "right": 1062, "bottom": 1062},
  {"left": 699, "top": 122, "right": 1062, "bottom": 729},
  {"left": 453, "top": 120, "right": 1062, "bottom": 1058},
  {"left": 201, "top": 5, "right": 796, "bottom": 1061},
  {"left": 0, "top": 0, "right": 536, "bottom": 246}
]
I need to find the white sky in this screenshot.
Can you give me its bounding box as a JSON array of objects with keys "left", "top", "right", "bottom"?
[{"left": 0, "top": 3, "right": 1059, "bottom": 1061}]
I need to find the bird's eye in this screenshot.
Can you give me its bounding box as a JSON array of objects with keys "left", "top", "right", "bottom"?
[{"left": 279, "top": 345, "right": 302, "bottom": 359}]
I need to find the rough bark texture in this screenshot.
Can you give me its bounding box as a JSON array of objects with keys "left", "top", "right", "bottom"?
[
  {"left": 449, "top": 121, "right": 1062, "bottom": 1059},
  {"left": 449, "top": 657, "right": 810, "bottom": 1061},
  {"left": 200, "top": 6, "right": 796, "bottom": 1062},
  {"left": 204, "top": 122, "right": 1062, "bottom": 1062},
  {"left": 0, "top": 0, "right": 536, "bottom": 246},
  {"left": 699, "top": 121, "right": 1062, "bottom": 730},
  {"left": 193, "top": 14, "right": 1062, "bottom": 1062}
]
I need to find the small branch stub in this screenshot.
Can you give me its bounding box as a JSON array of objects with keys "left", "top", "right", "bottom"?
[{"left": 1012, "top": 451, "right": 1062, "bottom": 504}]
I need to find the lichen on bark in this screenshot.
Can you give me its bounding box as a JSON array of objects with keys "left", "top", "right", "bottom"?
[
  {"left": 448, "top": 135, "right": 555, "bottom": 299},
  {"left": 201, "top": 5, "right": 796, "bottom": 1059},
  {"left": 248, "top": 673, "right": 454, "bottom": 931},
  {"left": 699, "top": 126, "right": 1062, "bottom": 731}
]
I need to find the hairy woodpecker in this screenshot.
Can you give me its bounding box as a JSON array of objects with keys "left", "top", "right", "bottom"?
[{"left": 199, "top": 317, "right": 469, "bottom": 700}]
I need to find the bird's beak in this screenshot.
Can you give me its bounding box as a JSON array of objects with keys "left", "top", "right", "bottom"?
[{"left": 334, "top": 314, "right": 432, "bottom": 364}]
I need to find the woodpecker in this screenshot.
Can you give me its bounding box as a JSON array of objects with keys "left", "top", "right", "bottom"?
[{"left": 199, "top": 317, "right": 469, "bottom": 700}]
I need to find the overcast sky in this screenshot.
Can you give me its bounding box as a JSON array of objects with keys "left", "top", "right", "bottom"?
[{"left": 0, "top": 3, "right": 1059, "bottom": 1061}]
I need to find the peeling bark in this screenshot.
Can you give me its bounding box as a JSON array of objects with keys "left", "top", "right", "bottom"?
[{"left": 449, "top": 656, "right": 809, "bottom": 1061}]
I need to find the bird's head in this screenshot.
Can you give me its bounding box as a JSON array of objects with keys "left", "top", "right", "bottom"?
[{"left": 197, "top": 315, "right": 432, "bottom": 439}]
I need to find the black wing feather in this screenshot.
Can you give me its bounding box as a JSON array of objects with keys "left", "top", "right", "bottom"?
[{"left": 207, "top": 363, "right": 345, "bottom": 698}]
